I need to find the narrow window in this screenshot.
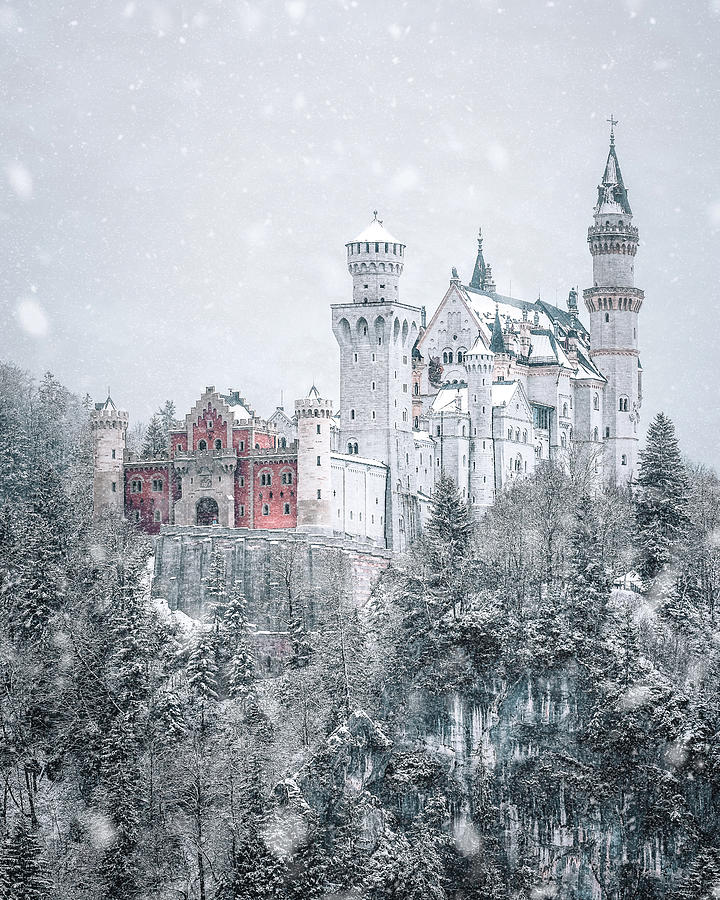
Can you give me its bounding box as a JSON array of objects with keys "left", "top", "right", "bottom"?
[
  {"left": 214, "top": 439, "right": 222, "bottom": 450},
  {"left": 350, "top": 409, "right": 355, "bottom": 420},
  {"left": 198, "top": 440, "right": 207, "bottom": 450},
  {"left": 239, "top": 505, "right": 245, "bottom": 516},
  {"left": 111, "top": 481, "right": 116, "bottom": 492},
  {"left": 207, "top": 419, "right": 213, "bottom": 430},
  {"left": 605, "top": 427, "right": 610, "bottom": 438},
  {"left": 316, "top": 455, "right": 321, "bottom": 466},
  {"left": 317, "top": 489, "right": 322, "bottom": 500},
  {"left": 152, "top": 478, "right": 163, "bottom": 492},
  {"left": 154, "top": 510, "right": 161, "bottom": 523},
  {"left": 621, "top": 454, "right": 627, "bottom": 466},
  {"left": 316, "top": 423, "right": 321, "bottom": 434},
  {"left": 111, "top": 449, "right": 116, "bottom": 459},
  {"left": 262, "top": 504, "right": 269, "bottom": 516},
  {"left": 283, "top": 502, "right": 291, "bottom": 515}
]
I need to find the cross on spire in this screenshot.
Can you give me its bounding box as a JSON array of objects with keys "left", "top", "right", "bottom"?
[{"left": 607, "top": 114, "right": 618, "bottom": 144}]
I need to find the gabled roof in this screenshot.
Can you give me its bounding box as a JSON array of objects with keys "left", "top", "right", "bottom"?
[
  {"left": 431, "top": 384, "right": 468, "bottom": 415},
  {"left": 491, "top": 379, "right": 532, "bottom": 420}
]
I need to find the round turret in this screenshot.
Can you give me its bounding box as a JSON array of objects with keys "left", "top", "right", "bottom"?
[
  {"left": 295, "top": 387, "right": 333, "bottom": 533},
  {"left": 464, "top": 338, "right": 495, "bottom": 512},
  {"left": 91, "top": 397, "right": 128, "bottom": 518},
  {"left": 346, "top": 213, "right": 405, "bottom": 304}
]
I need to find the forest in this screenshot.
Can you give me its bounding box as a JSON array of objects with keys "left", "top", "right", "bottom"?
[{"left": 0, "top": 360, "right": 719, "bottom": 900}]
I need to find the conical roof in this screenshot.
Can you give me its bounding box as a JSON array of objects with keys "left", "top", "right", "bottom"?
[
  {"left": 490, "top": 307, "right": 506, "bottom": 354},
  {"left": 595, "top": 128, "right": 632, "bottom": 217},
  {"left": 351, "top": 213, "right": 400, "bottom": 245}
]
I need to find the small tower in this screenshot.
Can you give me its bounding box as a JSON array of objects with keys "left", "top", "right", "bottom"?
[
  {"left": 583, "top": 119, "right": 643, "bottom": 482},
  {"left": 469, "top": 228, "right": 496, "bottom": 293},
  {"left": 346, "top": 212, "right": 405, "bottom": 304},
  {"left": 464, "top": 335, "right": 495, "bottom": 512},
  {"left": 295, "top": 386, "right": 333, "bottom": 533},
  {"left": 91, "top": 396, "right": 128, "bottom": 519}
]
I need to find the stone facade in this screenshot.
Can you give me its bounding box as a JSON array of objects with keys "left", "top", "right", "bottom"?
[{"left": 93, "top": 129, "right": 643, "bottom": 550}]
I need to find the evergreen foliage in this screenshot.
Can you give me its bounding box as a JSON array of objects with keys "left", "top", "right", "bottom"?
[
  {"left": 635, "top": 412, "right": 690, "bottom": 584},
  {"left": 1, "top": 363, "right": 720, "bottom": 899}
]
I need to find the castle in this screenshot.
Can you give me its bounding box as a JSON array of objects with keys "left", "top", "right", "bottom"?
[{"left": 92, "top": 126, "right": 643, "bottom": 554}]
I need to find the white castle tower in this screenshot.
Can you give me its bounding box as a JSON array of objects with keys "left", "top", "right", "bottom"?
[
  {"left": 332, "top": 213, "right": 422, "bottom": 550},
  {"left": 295, "top": 386, "right": 333, "bottom": 533},
  {"left": 464, "top": 335, "right": 495, "bottom": 511},
  {"left": 91, "top": 396, "right": 128, "bottom": 518},
  {"left": 583, "top": 119, "right": 643, "bottom": 483}
]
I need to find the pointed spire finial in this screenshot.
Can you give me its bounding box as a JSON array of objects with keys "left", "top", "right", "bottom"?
[
  {"left": 372, "top": 210, "right": 378, "bottom": 221},
  {"left": 477, "top": 227, "right": 483, "bottom": 250},
  {"left": 490, "top": 304, "right": 506, "bottom": 354},
  {"left": 607, "top": 114, "right": 618, "bottom": 146}
]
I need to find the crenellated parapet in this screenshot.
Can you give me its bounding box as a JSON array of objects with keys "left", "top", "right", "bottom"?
[
  {"left": 583, "top": 285, "right": 644, "bottom": 314},
  {"left": 587, "top": 222, "right": 639, "bottom": 257}
]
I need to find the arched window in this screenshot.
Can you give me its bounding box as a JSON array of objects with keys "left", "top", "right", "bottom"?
[
  {"left": 619, "top": 397, "right": 629, "bottom": 412},
  {"left": 353, "top": 442, "right": 358, "bottom": 454},
  {"left": 262, "top": 503, "right": 270, "bottom": 516},
  {"left": 350, "top": 409, "right": 355, "bottom": 420},
  {"left": 442, "top": 349, "right": 454, "bottom": 365},
  {"left": 413, "top": 416, "right": 419, "bottom": 429},
  {"left": 562, "top": 403, "right": 568, "bottom": 418},
  {"left": 507, "top": 427, "right": 513, "bottom": 440},
  {"left": 283, "top": 503, "right": 291, "bottom": 515},
  {"left": 593, "top": 393, "right": 599, "bottom": 410},
  {"left": 279, "top": 437, "right": 287, "bottom": 448},
  {"left": 535, "top": 444, "right": 542, "bottom": 458},
  {"left": 347, "top": 442, "right": 354, "bottom": 454},
  {"left": 605, "top": 313, "right": 610, "bottom": 323},
  {"left": 214, "top": 439, "right": 222, "bottom": 450},
  {"left": 198, "top": 439, "right": 207, "bottom": 451},
  {"left": 605, "top": 426, "right": 610, "bottom": 438},
  {"left": 561, "top": 432, "right": 567, "bottom": 448},
  {"left": 457, "top": 349, "right": 465, "bottom": 364},
  {"left": 413, "top": 383, "right": 419, "bottom": 395},
  {"left": 522, "top": 429, "right": 528, "bottom": 443},
  {"left": 621, "top": 454, "right": 627, "bottom": 466},
  {"left": 593, "top": 427, "right": 599, "bottom": 442},
  {"left": 515, "top": 429, "right": 520, "bottom": 442}
]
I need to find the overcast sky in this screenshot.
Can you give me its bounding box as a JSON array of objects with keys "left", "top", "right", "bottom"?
[{"left": 2, "top": 0, "right": 719, "bottom": 466}]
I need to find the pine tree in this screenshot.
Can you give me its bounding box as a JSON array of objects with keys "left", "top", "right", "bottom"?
[
  {"left": 223, "top": 593, "right": 256, "bottom": 702},
  {"left": 0, "top": 819, "right": 51, "bottom": 900},
  {"left": 141, "top": 415, "right": 167, "bottom": 459},
  {"left": 565, "top": 497, "right": 613, "bottom": 649},
  {"left": 421, "top": 474, "right": 475, "bottom": 621},
  {"left": 187, "top": 633, "right": 219, "bottom": 730},
  {"left": 157, "top": 400, "right": 180, "bottom": 437},
  {"left": 635, "top": 412, "right": 689, "bottom": 584},
  {"left": 205, "top": 551, "right": 227, "bottom": 623}
]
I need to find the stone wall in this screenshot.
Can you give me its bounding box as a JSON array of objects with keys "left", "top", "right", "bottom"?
[{"left": 151, "top": 526, "right": 392, "bottom": 623}]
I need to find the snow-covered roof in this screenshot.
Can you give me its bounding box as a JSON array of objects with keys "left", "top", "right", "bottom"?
[
  {"left": 413, "top": 430, "right": 435, "bottom": 444},
  {"left": 228, "top": 403, "right": 252, "bottom": 420},
  {"left": 350, "top": 218, "right": 400, "bottom": 245},
  {"left": 431, "top": 385, "right": 468, "bottom": 415},
  {"left": 491, "top": 382, "right": 518, "bottom": 408},
  {"left": 331, "top": 452, "right": 388, "bottom": 469}
]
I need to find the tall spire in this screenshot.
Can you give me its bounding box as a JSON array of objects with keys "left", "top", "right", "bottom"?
[
  {"left": 595, "top": 116, "right": 632, "bottom": 217},
  {"left": 490, "top": 305, "right": 505, "bottom": 354},
  {"left": 470, "top": 227, "right": 493, "bottom": 291}
]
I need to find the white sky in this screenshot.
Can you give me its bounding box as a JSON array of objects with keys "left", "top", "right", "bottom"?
[{"left": 2, "top": 0, "right": 719, "bottom": 466}]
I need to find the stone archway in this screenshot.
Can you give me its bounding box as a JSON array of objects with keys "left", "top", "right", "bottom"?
[{"left": 196, "top": 496, "right": 219, "bottom": 526}]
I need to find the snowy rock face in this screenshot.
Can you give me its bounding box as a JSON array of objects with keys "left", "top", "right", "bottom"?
[{"left": 285, "top": 667, "right": 707, "bottom": 899}]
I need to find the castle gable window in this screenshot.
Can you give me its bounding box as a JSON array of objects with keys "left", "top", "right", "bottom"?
[
  {"left": 260, "top": 472, "right": 272, "bottom": 486},
  {"left": 131, "top": 479, "right": 142, "bottom": 493},
  {"left": 152, "top": 478, "right": 163, "bottom": 492}
]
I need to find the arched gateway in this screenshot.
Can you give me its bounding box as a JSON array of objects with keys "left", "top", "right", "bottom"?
[{"left": 196, "top": 496, "right": 219, "bottom": 526}]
